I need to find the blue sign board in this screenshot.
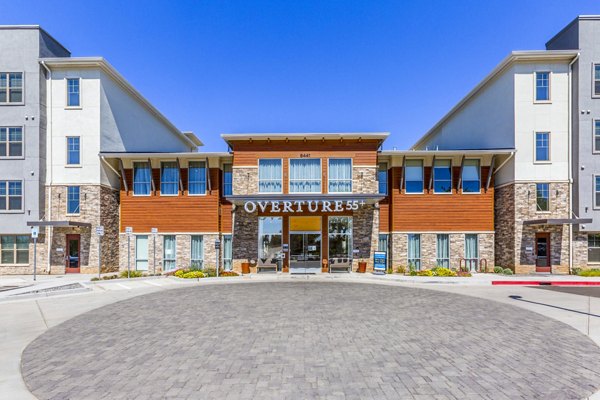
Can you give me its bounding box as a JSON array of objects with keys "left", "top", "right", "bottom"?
[{"left": 373, "top": 251, "right": 386, "bottom": 271}]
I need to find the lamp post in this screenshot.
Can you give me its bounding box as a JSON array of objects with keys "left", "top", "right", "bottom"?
[
  {"left": 125, "top": 227, "right": 133, "bottom": 278},
  {"left": 31, "top": 226, "right": 39, "bottom": 281}
]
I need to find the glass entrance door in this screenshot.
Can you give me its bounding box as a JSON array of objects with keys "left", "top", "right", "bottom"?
[
  {"left": 65, "top": 234, "right": 80, "bottom": 273},
  {"left": 535, "top": 233, "right": 551, "bottom": 273},
  {"left": 289, "top": 233, "right": 321, "bottom": 274}
]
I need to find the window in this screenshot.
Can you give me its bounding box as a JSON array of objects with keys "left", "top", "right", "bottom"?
[
  {"left": 433, "top": 159, "right": 452, "bottom": 193},
  {"left": 462, "top": 159, "right": 480, "bottom": 193},
  {"left": 595, "top": 176, "right": 600, "bottom": 208},
  {"left": 191, "top": 235, "right": 204, "bottom": 270},
  {"left": 535, "top": 71, "right": 550, "bottom": 101},
  {"left": 258, "top": 159, "right": 282, "bottom": 193},
  {"left": 405, "top": 160, "right": 423, "bottom": 193},
  {"left": 589, "top": 234, "right": 600, "bottom": 263},
  {"left": 67, "top": 186, "right": 80, "bottom": 214},
  {"left": 66, "top": 137, "right": 80, "bottom": 165},
  {"left": 0, "top": 180, "right": 23, "bottom": 211},
  {"left": 436, "top": 234, "right": 450, "bottom": 268},
  {"left": 535, "top": 132, "right": 550, "bottom": 162},
  {"left": 328, "top": 158, "right": 352, "bottom": 193},
  {"left": 378, "top": 234, "right": 389, "bottom": 269},
  {"left": 223, "top": 234, "right": 232, "bottom": 271},
  {"left": 536, "top": 183, "right": 550, "bottom": 212},
  {"left": 0, "top": 236, "right": 29, "bottom": 265},
  {"left": 66, "top": 78, "right": 80, "bottom": 107},
  {"left": 188, "top": 161, "right": 206, "bottom": 195},
  {"left": 378, "top": 163, "right": 388, "bottom": 195},
  {"left": 133, "top": 162, "right": 152, "bottom": 195},
  {"left": 0, "top": 72, "right": 23, "bottom": 103},
  {"left": 0, "top": 127, "right": 23, "bottom": 157},
  {"left": 258, "top": 217, "right": 282, "bottom": 268},
  {"left": 163, "top": 235, "right": 176, "bottom": 271},
  {"left": 594, "top": 121, "right": 600, "bottom": 152},
  {"left": 160, "top": 161, "right": 179, "bottom": 195},
  {"left": 290, "top": 159, "right": 321, "bottom": 193},
  {"left": 407, "top": 234, "right": 421, "bottom": 270},
  {"left": 465, "top": 234, "right": 479, "bottom": 272},
  {"left": 594, "top": 65, "right": 600, "bottom": 96},
  {"left": 222, "top": 164, "right": 232, "bottom": 196},
  {"left": 329, "top": 216, "right": 353, "bottom": 261},
  {"left": 135, "top": 235, "right": 148, "bottom": 271}
]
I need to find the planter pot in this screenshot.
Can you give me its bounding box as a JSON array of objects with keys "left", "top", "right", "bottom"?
[
  {"left": 357, "top": 262, "right": 367, "bottom": 273},
  {"left": 241, "top": 262, "right": 251, "bottom": 275}
]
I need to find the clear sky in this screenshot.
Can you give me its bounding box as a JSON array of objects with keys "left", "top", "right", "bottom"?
[{"left": 3, "top": 1, "right": 599, "bottom": 151}]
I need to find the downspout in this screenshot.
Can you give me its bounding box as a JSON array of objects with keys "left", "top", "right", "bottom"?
[
  {"left": 568, "top": 53, "right": 580, "bottom": 274},
  {"left": 40, "top": 61, "right": 53, "bottom": 274}
]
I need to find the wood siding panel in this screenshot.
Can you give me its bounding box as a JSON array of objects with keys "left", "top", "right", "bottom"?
[
  {"left": 120, "top": 168, "right": 222, "bottom": 233},
  {"left": 390, "top": 166, "right": 494, "bottom": 232}
]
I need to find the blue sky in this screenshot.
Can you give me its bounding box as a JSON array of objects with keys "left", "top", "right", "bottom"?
[{"left": 4, "top": 1, "right": 599, "bottom": 151}]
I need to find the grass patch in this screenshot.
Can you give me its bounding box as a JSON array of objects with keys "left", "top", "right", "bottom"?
[{"left": 578, "top": 269, "right": 600, "bottom": 277}]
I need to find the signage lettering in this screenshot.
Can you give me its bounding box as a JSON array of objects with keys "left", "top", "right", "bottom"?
[{"left": 243, "top": 199, "right": 366, "bottom": 213}]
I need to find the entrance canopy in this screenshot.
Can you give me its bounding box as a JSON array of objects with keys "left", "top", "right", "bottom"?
[
  {"left": 27, "top": 221, "right": 92, "bottom": 228},
  {"left": 523, "top": 218, "right": 592, "bottom": 226}
]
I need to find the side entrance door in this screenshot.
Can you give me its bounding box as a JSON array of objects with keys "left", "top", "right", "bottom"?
[
  {"left": 289, "top": 232, "right": 321, "bottom": 274},
  {"left": 65, "top": 234, "right": 81, "bottom": 273},
  {"left": 535, "top": 232, "right": 551, "bottom": 273}
]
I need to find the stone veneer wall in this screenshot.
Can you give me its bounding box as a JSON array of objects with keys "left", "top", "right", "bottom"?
[
  {"left": 390, "top": 232, "right": 494, "bottom": 271},
  {"left": 231, "top": 209, "right": 259, "bottom": 273},
  {"left": 495, "top": 182, "right": 571, "bottom": 274},
  {"left": 353, "top": 206, "right": 379, "bottom": 271},
  {"left": 573, "top": 232, "right": 590, "bottom": 270},
  {"left": 119, "top": 233, "right": 220, "bottom": 273},
  {"left": 232, "top": 167, "right": 258, "bottom": 195},
  {"left": 7, "top": 185, "right": 119, "bottom": 275},
  {"left": 352, "top": 166, "right": 378, "bottom": 193}
]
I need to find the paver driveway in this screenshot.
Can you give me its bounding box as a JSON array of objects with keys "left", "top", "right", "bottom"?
[{"left": 21, "top": 281, "right": 600, "bottom": 399}]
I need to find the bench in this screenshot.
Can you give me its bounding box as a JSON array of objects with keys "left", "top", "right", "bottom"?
[
  {"left": 328, "top": 258, "right": 352, "bottom": 273},
  {"left": 257, "top": 258, "right": 279, "bottom": 273}
]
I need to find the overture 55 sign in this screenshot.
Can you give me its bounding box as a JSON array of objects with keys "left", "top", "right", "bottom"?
[{"left": 243, "top": 199, "right": 366, "bottom": 213}]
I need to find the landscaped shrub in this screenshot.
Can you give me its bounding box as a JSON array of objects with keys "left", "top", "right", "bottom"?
[
  {"left": 220, "top": 271, "right": 239, "bottom": 277},
  {"left": 456, "top": 270, "right": 472, "bottom": 277},
  {"left": 91, "top": 277, "right": 100, "bottom": 281},
  {"left": 120, "top": 270, "right": 144, "bottom": 278},
  {"left": 395, "top": 265, "right": 407, "bottom": 274},
  {"left": 203, "top": 267, "right": 217, "bottom": 277},
  {"left": 432, "top": 267, "right": 457, "bottom": 277},
  {"left": 578, "top": 269, "right": 600, "bottom": 277},
  {"left": 102, "top": 274, "right": 118, "bottom": 280},
  {"left": 416, "top": 270, "right": 433, "bottom": 276},
  {"left": 571, "top": 267, "right": 582, "bottom": 275},
  {"left": 503, "top": 268, "right": 513, "bottom": 275},
  {"left": 493, "top": 266, "right": 504, "bottom": 274}
]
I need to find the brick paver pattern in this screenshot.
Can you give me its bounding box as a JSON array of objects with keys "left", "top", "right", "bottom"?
[{"left": 21, "top": 282, "right": 600, "bottom": 399}]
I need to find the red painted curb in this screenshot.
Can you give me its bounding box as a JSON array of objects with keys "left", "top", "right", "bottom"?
[{"left": 492, "top": 281, "right": 600, "bottom": 286}]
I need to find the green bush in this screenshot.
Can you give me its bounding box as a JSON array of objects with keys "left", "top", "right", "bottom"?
[
  {"left": 182, "top": 270, "right": 205, "bottom": 279},
  {"left": 203, "top": 267, "right": 217, "bottom": 277},
  {"left": 90, "top": 277, "right": 100, "bottom": 281},
  {"left": 120, "top": 270, "right": 144, "bottom": 278},
  {"left": 503, "top": 268, "right": 513, "bottom": 275},
  {"left": 416, "top": 270, "right": 433, "bottom": 276},
  {"left": 432, "top": 267, "right": 457, "bottom": 277},
  {"left": 220, "top": 271, "right": 239, "bottom": 277},
  {"left": 395, "top": 265, "right": 407, "bottom": 274},
  {"left": 493, "top": 266, "right": 504, "bottom": 274},
  {"left": 102, "top": 274, "right": 118, "bottom": 280},
  {"left": 571, "top": 267, "right": 582, "bottom": 275},
  {"left": 578, "top": 269, "right": 600, "bottom": 277},
  {"left": 409, "top": 270, "right": 417, "bottom": 276}
]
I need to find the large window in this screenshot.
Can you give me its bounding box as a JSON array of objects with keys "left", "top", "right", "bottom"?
[
  {"left": 135, "top": 235, "right": 148, "bottom": 271},
  {"left": 535, "top": 132, "right": 550, "bottom": 162},
  {"left": 536, "top": 183, "right": 550, "bottom": 212},
  {"left": 377, "top": 163, "right": 388, "bottom": 195},
  {"left": 407, "top": 234, "right": 421, "bottom": 270},
  {"left": 67, "top": 78, "right": 80, "bottom": 107},
  {"left": 258, "top": 159, "right": 282, "bottom": 193},
  {"left": 436, "top": 234, "right": 450, "bottom": 268},
  {"left": 378, "top": 234, "right": 389, "bottom": 270},
  {"left": 0, "top": 72, "right": 23, "bottom": 103},
  {"left": 405, "top": 160, "right": 423, "bottom": 193},
  {"left": 595, "top": 120, "right": 600, "bottom": 153},
  {"left": 290, "top": 159, "right": 321, "bottom": 193},
  {"left": 67, "top": 186, "right": 80, "bottom": 214},
  {"left": 589, "top": 234, "right": 600, "bottom": 263},
  {"left": 535, "top": 71, "right": 550, "bottom": 101},
  {"left": 133, "top": 162, "right": 151, "bottom": 195},
  {"left": 163, "top": 235, "right": 176, "bottom": 271},
  {"left": 160, "top": 161, "right": 179, "bottom": 195},
  {"left": 188, "top": 161, "right": 206, "bottom": 195},
  {"left": 433, "top": 159, "right": 452, "bottom": 193},
  {"left": 67, "top": 137, "right": 80, "bottom": 165},
  {"left": 328, "top": 216, "right": 352, "bottom": 261},
  {"left": 0, "top": 235, "right": 29, "bottom": 265},
  {"left": 594, "top": 65, "right": 600, "bottom": 96},
  {"left": 595, "top": 176, "right": 600, "bottom": 208},
  {"left": 328, "top": 158, "right": 352, "bottom": 193},
  {"left": 258, "top": 217, "right": 282, "bottom": 266},
  {"left": 191, "top": 235, "right": 204, "bottom": 270},
  {"left": 0, "top": 180, "right": 23, "bottom": 211},
  {"left": 0, "top": 127, "right": 23, "bottom": 157},
  {"left": 462, "top": 159, "right": 480, "bottom": 193},
  {"left": 222, "top": 164, "right": 232, "bottom": 196},
  {"left": 223, "top": 234, "right": 232, "bottom": 271},
  {"left": 465, "top": 234, "right": 479, "bottom": 272}
]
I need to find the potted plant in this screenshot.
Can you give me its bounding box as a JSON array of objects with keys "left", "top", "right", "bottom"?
[
  {"left": 241, "top": 259, "right": 251, "bottom": 275},
  {"left": 357, "top": 260, "right": 367, "bottom": 273}
]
